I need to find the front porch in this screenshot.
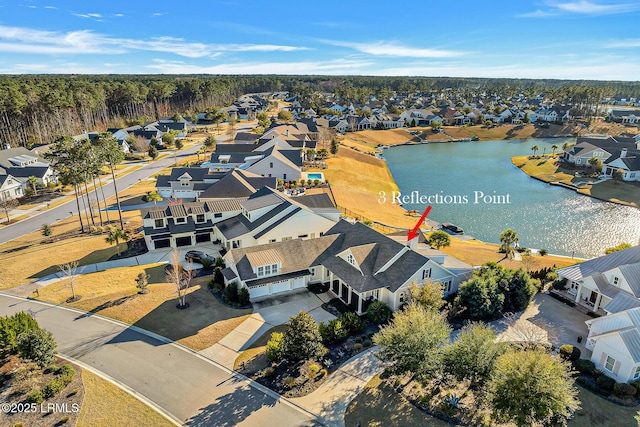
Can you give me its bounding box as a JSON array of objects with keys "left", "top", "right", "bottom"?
[
  {"left": 324, "top": 278, "right": 382, "bottom": 315},
  {"left": 552, "top": 287, "right": 606, "bottom": 316}
]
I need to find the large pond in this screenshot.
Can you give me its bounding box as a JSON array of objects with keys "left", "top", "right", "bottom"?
[{"left": 384, "top": 138, "right": 640, "bottom": 259}]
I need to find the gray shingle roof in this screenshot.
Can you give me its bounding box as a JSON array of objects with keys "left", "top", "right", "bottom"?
[
  {"left": 215, "top": 202, "right": 290, "bottom": 239},
  {"left": 557, "top": 246, "right": 640, "bottom": 282}
]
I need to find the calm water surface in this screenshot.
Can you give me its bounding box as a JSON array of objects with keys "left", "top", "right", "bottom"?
[{"left": 384, "top": 138, "right": 640, "bottom": 258}]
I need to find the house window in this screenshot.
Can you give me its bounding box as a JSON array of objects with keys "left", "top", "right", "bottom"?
[
  {"left": 635, "top": 366, "right": 640, "bottom": 379},
  {"left": 214, "top": 213, "right": 222, "bottom": 218},
  {"left": 281, "top": 236, "right": 292, "bottom": 241},
  {"left": 310, "top": 233, "right": 315, "bottom": 239},
  {"left": 175, "top": 217, "right": 186, "bottom": 224},
  {"left": 372, "top": 289, "right": 379, "bottom": 300},
  {"left": 270, "top": 162, "right": 273, "bottom": 168},
  {"left": 257, "top": 266, "right": 264, "bottom": 276},
  {"left": 605, "top": 355, "right": 616, "bottom": 372},
  {"left": 181, "top": 180, "right": 189, "bottom": 187},
  {"left": 283, "top": 174, "right": 287, "bottom": 180},
  {"left": 196, "top": 214, "right": 205, "bottom": 223},
  {"left": 264, "top": 265, "right": 271, "bottom": 275},
  {"left": 613, "top": 277, "right": 619, "bottom": 285},
  {"left": 298, "top": 234, "right": 308, "bottom": 239},
  {"left": 422, "top": 268, "right": 431, "bottom": 280},
  {"left": 347, "top": 254, "right": 355, "bottom": 266},
  {"left": 443, "top": 280, "right": 452, "bottom": 294},
  {"left": 272, "top": 264, "right": 279, "bottom": 273},
  {"left": 269, "top": 239, "right": 276, "bottom": 243},
  {"left": 399, "top": 292, "right": 407, "bottom": 303},
  {"left": 310, "top": 267, "right": 316, "bottom": 276},
  {"left": 154, "top": 219, "right": 164, "bottom": 228}
]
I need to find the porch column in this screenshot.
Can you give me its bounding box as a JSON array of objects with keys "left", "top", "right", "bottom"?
[
  {"left": 170, "top": 238, "right": 176, "bottom": 248},
  {"left": 347, "top": 286, "right": 352, "bottom": 304},
  {"left": 594, "top": 293, "right": 603, "bottom": 311},
  {"left": 574, "top": 282, "right": 582, "bottom": 304},
  {"left": 357, "top": 293, "right": 363, "bottom": 314}
]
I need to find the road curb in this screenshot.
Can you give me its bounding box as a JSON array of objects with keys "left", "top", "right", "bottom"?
[{"left": 0, "top": 292, "right": 329, "bottom": 426}]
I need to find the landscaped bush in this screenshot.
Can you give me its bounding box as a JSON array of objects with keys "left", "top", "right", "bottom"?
[
  {"left": 363, "top": 339, "right": 372, "bottom": 348},
  {"left": 596, "top": 375, "right": 616, "bottom": 392},
  {"left": 353, "top": 343, "right": 363, "bottom": 351},
  {"left": 224, "top": 281, "right": 239, "bottom": 303},
  {"left": 559, "top": 344, "right": 581, "bottom": 361},
  {"left": 238, "top": 287, "right": 250, "bottom": 306},
  {"left": 266, "top": 332, "right": 286, "bottom": 363},
  {"left": 42, "top": 378, "right": 66, "bottom": 399},
  {"left": 307, "top": 363, "right": 321, "bottom": 378},
  {"left": 215, "top": 257, "right": 225, "bottom": 268},
  {"left": 573, "top": 358, "right": 596, "bottom": 375},
  {"left": 200, "top": 258, "right": 213, "bottom": 269},
  {"left": 25, "top": 389, "right": 44, "bottom": 404},
  {"left": 614, "top": 382, "right": 637, "bottom": 398},
  {"left": 367, "top": 301, "right": 392, "bottom": 324},
  {"left": 338, "top": 312, "right": 365, "bottom": 335},
  {"left": 631, "top": 380, "right": 640, "bottom": 393},
  {"left": 319, "top": 319, "right": 348, "bottom": 344},
  {"left": 539, "top": 249, "right": 548, "bottom": 256},
  {"left": 213, "top": 268, "right": 224, "bottom": 285}
]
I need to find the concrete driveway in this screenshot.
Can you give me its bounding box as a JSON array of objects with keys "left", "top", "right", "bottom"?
[
  {"left": 494, "top": 293, "right": 591, "bottom": 355},
  {"left": 0, "top": 294, "right": 320, "bottom": 427},
  {"left": 200, "top": 291, "right": 336, "bottom": 368}
]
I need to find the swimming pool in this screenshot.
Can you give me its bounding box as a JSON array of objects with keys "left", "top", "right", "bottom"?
[{"left": 306, "top": 173, "right": 324, "bottom": 180}]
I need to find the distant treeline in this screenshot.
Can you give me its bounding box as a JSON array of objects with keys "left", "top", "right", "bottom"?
[{"left": 1, "top": 74, "right": 640, "bottom": 148}]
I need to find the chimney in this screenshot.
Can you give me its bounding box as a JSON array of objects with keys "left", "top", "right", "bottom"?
[
  {"left": 407, "top": 235, "right": 419, "bottom": 250},
  {"left": 621, "top": 148, "right": 628, "bottom": 158},
  {"left": 285, "top": 129, "right": 289, "bottom": 137}
]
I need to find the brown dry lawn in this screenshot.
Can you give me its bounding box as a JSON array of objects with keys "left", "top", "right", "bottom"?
[
  {"left": 570, "top": 385, "right": 639, "bottom": 427},
  {"left": 438, "top": 236, "right": 576, "bottom": 270},
  {"left": 77, "top": 369, "right": 175, "bottom": 427},
  {"left": 512, "top": 156, "right": 640, "bottom": 208},
  {"left": 325, "top": 147, "right": 416, "bottom": 229},
  {"left": 33, "top": 265, "right": 251, "bottom": 351},
  {"left": 352, "top": 129, "right": 414, "bottom": 146},
  {"left": 0, "top": 209, "right": 142, "bottom": 290},
  {"left": 345, "top": 375, "right": 449, "bottom": 427}
]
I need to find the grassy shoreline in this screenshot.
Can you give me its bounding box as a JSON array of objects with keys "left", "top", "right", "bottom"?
[{"left": 511, "top": 155, "right": 640, "bottom": 208}]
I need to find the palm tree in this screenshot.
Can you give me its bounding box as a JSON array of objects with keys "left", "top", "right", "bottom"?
[
  {"left": 196, "top": 146, "right": 206, "bottom": 163},
  {"left": 26, "top": 175, "right": 38, "bottom": 196},
  {"left": 146, "top": 191, "right": 163, "bottom": 206},
  {"left": 499, "top": 228, "right": 520, "bottom": 260},
  {"left": 105, "top": 227, "right": 130, "bottom": 257},
  {"left": 551, "top": 144, "right": 559, "bottom": 156},
  {"left": 530, "top": 145, "right": 539, "bottom": 157},
  {"left": 588, "top": 155, "right": 603, "bottom": 174}
]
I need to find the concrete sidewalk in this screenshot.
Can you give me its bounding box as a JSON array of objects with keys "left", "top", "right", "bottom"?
[
  {"left": 199, "top": 291, "right": 336, "bottom": 368},
  {"left": 291, "top": 348, "right": 382, "bottom": 427}
]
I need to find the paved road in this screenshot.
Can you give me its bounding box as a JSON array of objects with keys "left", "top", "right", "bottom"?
[
  {"left": 0, "top": 294, "right": 319, "bottom": 427},
  {"left": 0, "top": 122, "right": 257, "bottom": 245}
]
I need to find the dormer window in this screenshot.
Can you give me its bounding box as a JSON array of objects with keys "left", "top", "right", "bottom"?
[
  {"left": 196, "top": 214, "right": 205, "bottom": 223},
  {"left": 614, "top": 276, "right": 619, "bottom": 285},
  {"left": 175, "top": 217, "right": 186, "bottom": 224},
  {"left": 181, "top": 180, "right": 189, "bottom": 187},
  {"left": 256, "top": 263, "right": 279, "bottom": 277},
  {"left": 154, "top": 219, "right": 165, "bottom": 228},
  {"left": 347, "top": 253, "right": 356, "bottom": 266},
  {"left": 422, "top": 268, "right": 431, "bottom": 280}
]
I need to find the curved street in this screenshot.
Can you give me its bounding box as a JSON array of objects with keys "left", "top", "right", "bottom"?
[{"left": 0, "top": 293, "right": 320, "bottom": 427}]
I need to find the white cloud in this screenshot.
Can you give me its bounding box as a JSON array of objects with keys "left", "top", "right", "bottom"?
[
  {"left": 72, "top": 12, "right": 103, "bottom": 22},
  {"left": 321, "top": 40, "right": 465, "bottom": 58},
  {"left": 603, "top": 39, "right": 640, "bottom": 48},
  {"left": 0, "top": 25, "right": 309, "bottom": 57},
  {"left": 145, "top": 58, "right": 375, "bottom": 75},
  {"left": 521, "top": 1, "right": 640, "bottom": 17},
  {"left": 44, "top": 6, "right": 57, "bottom": 9},
  {"left": 114, "top": 13, "right": 124, "bottom": 17},
  {"left": 152, "top": 12, "right": 165, "bottom": 17}
]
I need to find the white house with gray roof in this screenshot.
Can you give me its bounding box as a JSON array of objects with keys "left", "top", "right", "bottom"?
[
  {"left": 223, "top": 220, "right": 472, "bottom": 313},
  {"left": 556, "top": 245, "right": 640, "bottom": 314},
  {"left": 585, "top": 307, "right": 640, "bottom": 383},
  {"left": 213, "top": 187, "right": 338, "bottom": 251}
]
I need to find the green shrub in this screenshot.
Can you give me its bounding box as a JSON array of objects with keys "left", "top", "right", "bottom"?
[
  {"left": 367, "top": 301, "right": 392, "bottom": 324},
  {"left": 60, "top": 415, "right": 70, "bottom": 424},
  {"left": 630, "top": 380, "right": 640, "bottom": 392},
  {"left": 215, "top": 257, "right": 225, "bottom": 268},
  {"left": 596, "top": 375, "right": 616, "bottom": 392},
  {"left": 238, "top": 287, "right": 250, "bottom": 306},
  {"left": 559, "top": 344, "right": 581, "bottom": 361},
  {"left": 17, "top": 328, "right": 57, "bottom": 368},
  {"left": 200, "top": 258, "right": 213, "bottom": 269},
  {"left": 614, "top": 382, "right": 637, "bottom": 397},
  {"left": 42, "top": 378, "right": 65, "bottom": 399},
  {"left": 282, "top": 376, "right": 296, "bottom": 389},
  {"left": 354, "top": 337, "right": 362, "bottom": 344},
  {"left": 320, "top": 319, "right": 348, "bottom": 344},
  {"left": 308, "top": 363, "right": 321, "bottom": 378},
  {"left": 262, "top": 367, "right": 275, "bottom": 377},
  {"left": 0, "top": 311, "right": 40, "bottom": 351},
  {"left": 573, "top": 358, "right": 595, "bottom": 375},
  {"left": 354, "top": 343, "right": 363, "bottom": 351},
  {"left": 266, "top": 332, "right": 286, "bottom": 363},
  {"left": 339, "top": 312, "right": 365, "bottom": 335},
  {"left": 319, "top": 368, "right": 328, "bottom": 378},
  {"left": 213, "top": 268, "right": 224, "bottom": 286},
  {"left": 363, "top": 339, "right": 372, "bottom": 347},
  {"left": 25, "top": 389, "right": 44, "bottom": 404},
  {"left": 69, "top": 388, "right": 79, "bottom": 396},
  {"left": 224, "top": 281, "right": 239, "bottom": 303},
  {"left": 539, "top": 249, "right": 548, "bottom": 256},
  {"left": 13, "top": 423, "right": 24, "bottom": 427},
  {"left": 593, "top": 368, "right": 604, "bottom": 378}
]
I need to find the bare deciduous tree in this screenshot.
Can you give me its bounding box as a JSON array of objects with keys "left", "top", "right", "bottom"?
[
  {"left": 166, "top": 249, "right": 194, "bottom": 309},
  {"left": 58, "top": 261, "right": 81, "bottom": 302},
  {"left": 498, "top": 311, "right": 558, "bottom": 350}
]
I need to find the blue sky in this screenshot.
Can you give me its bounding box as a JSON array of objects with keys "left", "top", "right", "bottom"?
[{"left": 0, "top": 0, "right": 639, "bottom": 80}]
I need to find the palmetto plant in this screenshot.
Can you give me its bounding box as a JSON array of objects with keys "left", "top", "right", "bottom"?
[{"left": 105, "top": 227, "right": 130, "bottom": 257}]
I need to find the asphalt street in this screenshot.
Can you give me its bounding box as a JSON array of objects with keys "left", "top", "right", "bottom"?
[
  {"left": 0, "top": 294, "right": 319, "bottom": 427},
  {"left": 0, "top": 122, "right": 256, "bottom": 245}
]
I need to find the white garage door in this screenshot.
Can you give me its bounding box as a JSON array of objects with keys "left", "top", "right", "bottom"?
[
  {"left": 249, "top": 285, "right": 269, "bottom": 299},
  {"left": 292, "top": 277, "right": 306, "bottom": 289},
  {"left": 271, "top": 280, "right": 291, "bottom": 294}
]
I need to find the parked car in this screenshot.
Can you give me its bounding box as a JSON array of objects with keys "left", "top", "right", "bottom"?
[{"left": 184, "top": 250, "right": 215, "bottom": 265}]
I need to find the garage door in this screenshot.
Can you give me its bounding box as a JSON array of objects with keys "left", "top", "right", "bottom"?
[
  {"left": 195, "top": 233, "right": 210, "bottom": 243},
  {"left": 271, "top": 280, "right": 290, "bottom": 294},
  {"left": 175, "top": 236, "right": 192, "bottom": 247},
  {"left": 249, "top": 285, "right": 269, "bottom": 299},
  {"left": 154, "top": 239, "right": 171, "bottom": 249},
  {"left": 292, "top": 277, "right": 306, "bottom": 289}
]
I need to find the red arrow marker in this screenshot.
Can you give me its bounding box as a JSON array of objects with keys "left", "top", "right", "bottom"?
[{"left": 407, "top": 205, "right": 432, "bottom": 241}]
